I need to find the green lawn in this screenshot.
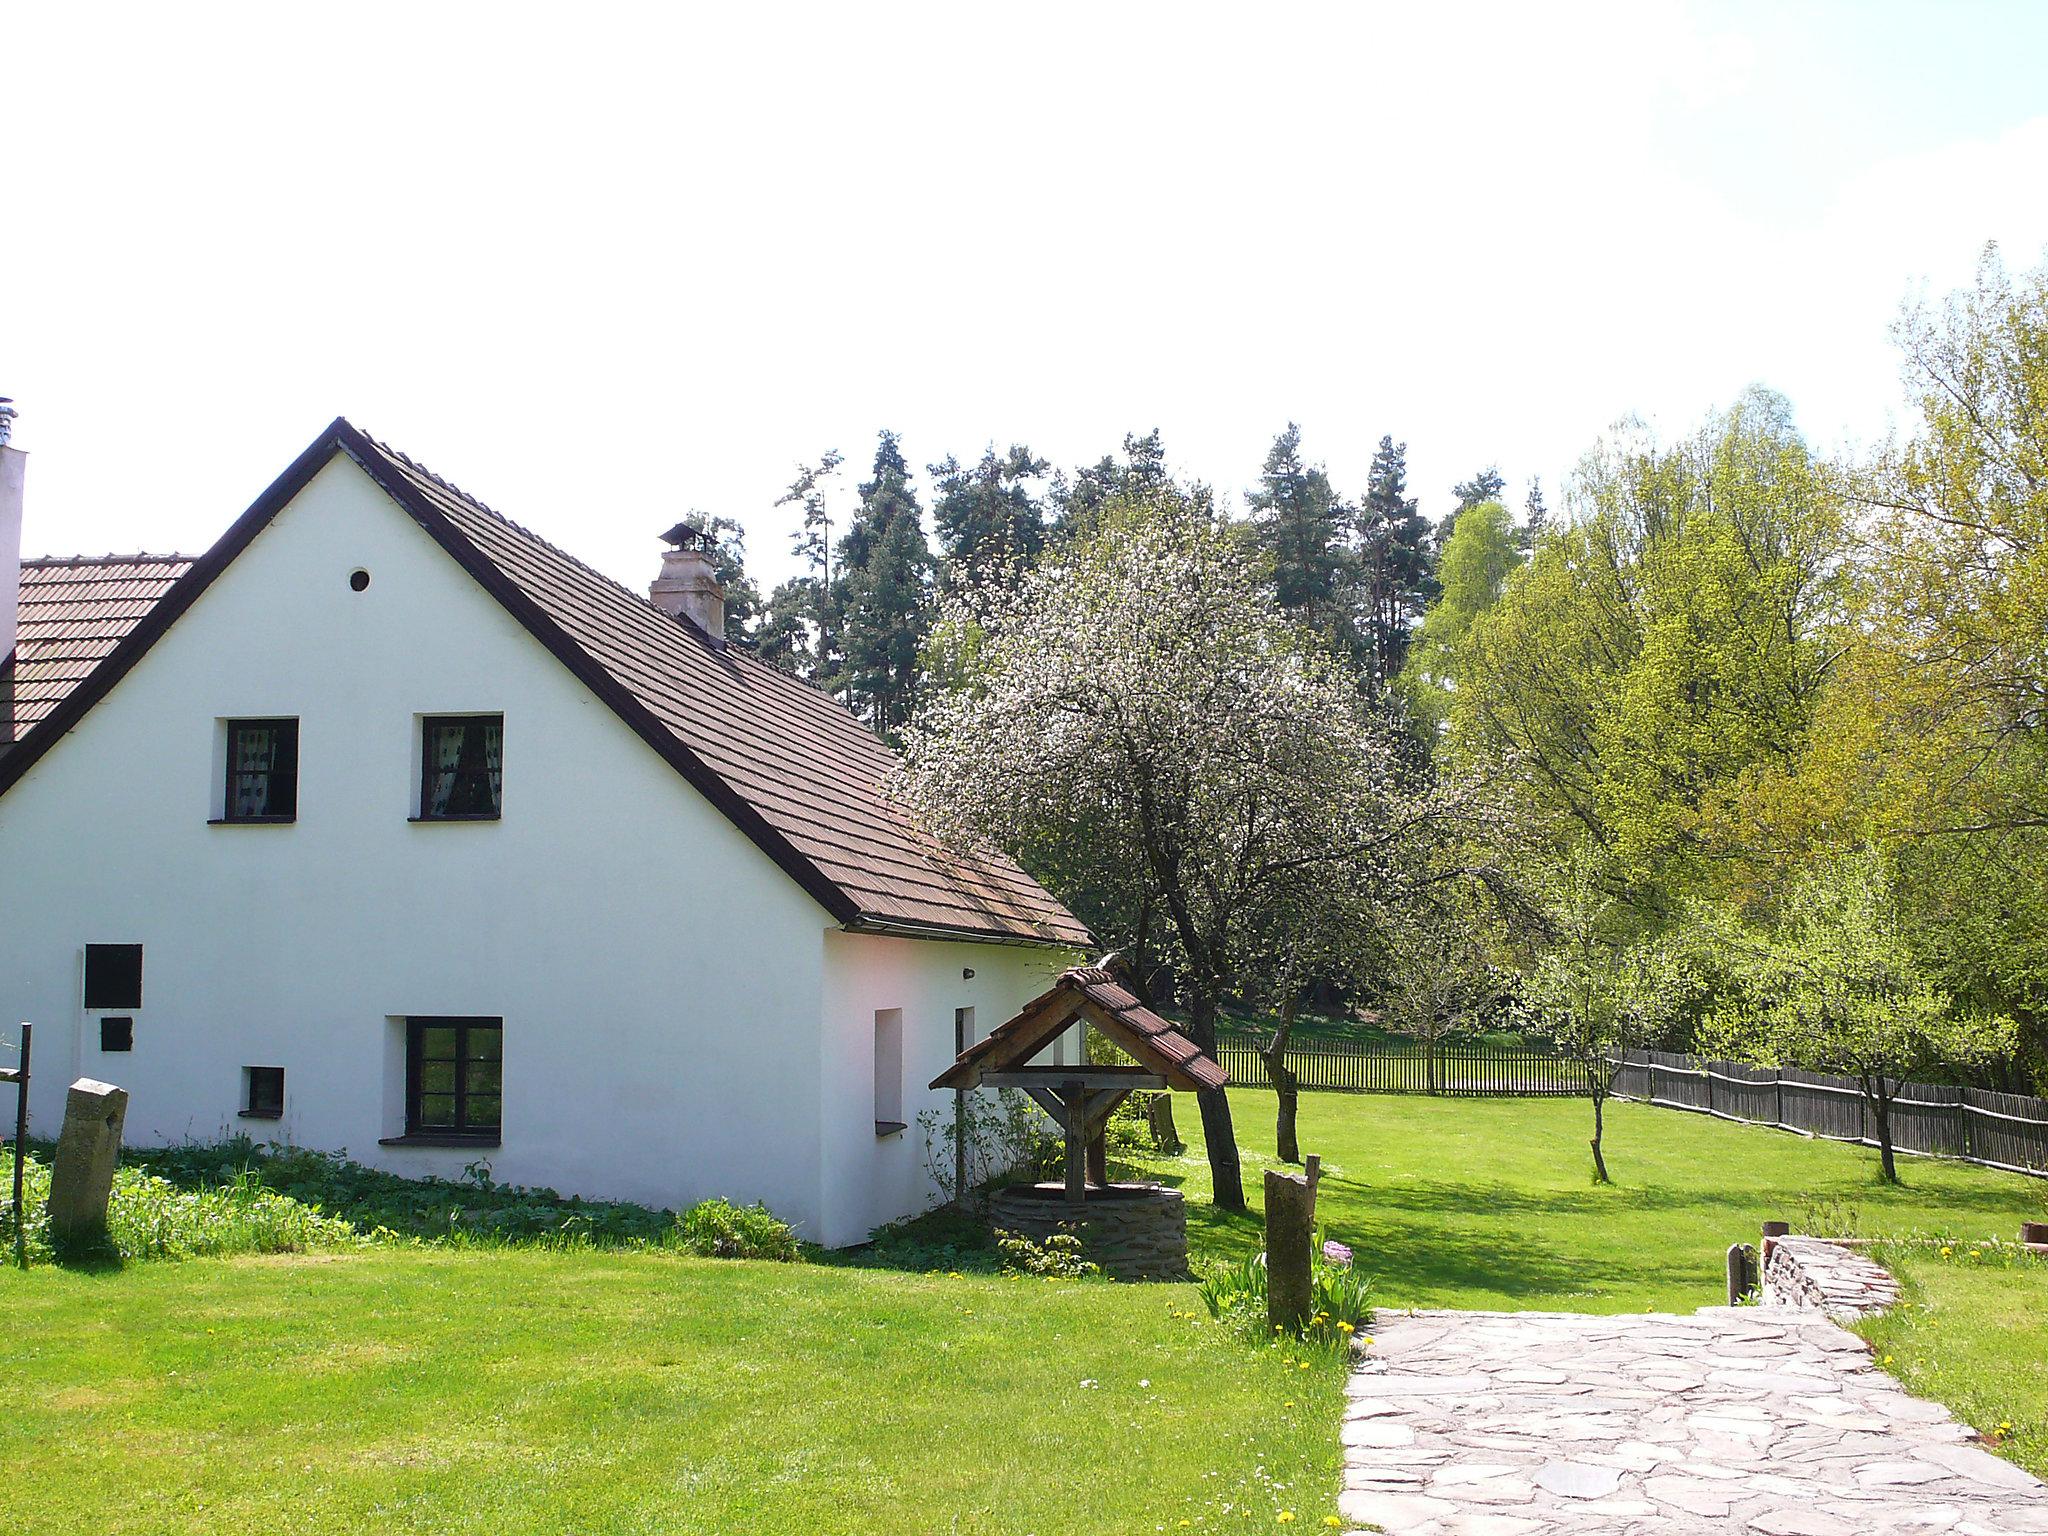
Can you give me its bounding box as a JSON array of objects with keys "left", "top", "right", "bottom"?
[
  {"left": 1856, "top": 1244, "right": 2048, "bottom": 1479},
  {"left": 2, "top": 1090, "right": 2042, "bottom": 1532},
  {"left": 1, "top": 1248, "right": 1340, "bottom": 1534},
  {"left": 1138, "top": 1090, "right": 2043, "bottom": 1312}
]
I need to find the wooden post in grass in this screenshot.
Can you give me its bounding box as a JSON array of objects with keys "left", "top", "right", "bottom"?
[
  {"left": 5, "top": 1024, "right": 28, "bottom": 1269},
  {"left": 1265, "top": 1168, "right": 1314, "bottom": 1335},
  {"left": 1304, "top": 1153, "right": 1321, "bottom": 1219}
]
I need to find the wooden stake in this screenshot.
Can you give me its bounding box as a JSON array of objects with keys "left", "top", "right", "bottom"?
[{"left": 1264, "top": 1167, "right": 1314, "bottom": 1335}]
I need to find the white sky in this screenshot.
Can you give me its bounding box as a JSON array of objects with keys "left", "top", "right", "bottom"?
[{"left": 6, "top": 1, "right": 2048, "bottom": 596}]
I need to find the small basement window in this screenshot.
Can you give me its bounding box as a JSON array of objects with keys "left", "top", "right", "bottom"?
[
  {"left": 83, "top": 943, "right": 143, "bottom": 1010},
  {"left": 243, "top": 1066, "right": 284, "bottom": 1119},
  {"left": 100, "top": 1017, "right": 134, "bottom": 1053},
  {"left": 419, "top": 715, "right": 504, "bottom": 820},
  {"left": 874, "top": 1009, "right": 904, "bottom": 1136},
  {"left": 224, "top": 718, "right": 300, "bottom": 822}
]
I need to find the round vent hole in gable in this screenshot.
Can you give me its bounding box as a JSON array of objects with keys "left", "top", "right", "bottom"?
[{"left": 350, "top": 569, "right": 371, "bottom": 591}]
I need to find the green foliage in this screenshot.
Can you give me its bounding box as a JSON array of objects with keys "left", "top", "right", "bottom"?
[
  {"left": 3, "top": 1148, "right": 362, "bottom": 1265},
  {"left": 674, "top": 1198, "right": 803, "bottom": 1262},
  {"left": 1397, "top": 498, "right": 1522, "bottom": 737},
  {"left": 993, "top": 1226, "right": 1100, "bottom": 1279},
  {"left": 929, "top": 443, "right": 1049, "bottom": 597},
  {"left": 1195, "top": 1238, "right": 1375, "bottom": 1352},
  {"left": 837, "top": 430, "right": 933, "bottom": 733},
  {"left": 131, "top": 1139, "right": 681, "bottom": 1247},
  {"left": 915, "top": 1088, "right": 1058, "bottom": 1203}
]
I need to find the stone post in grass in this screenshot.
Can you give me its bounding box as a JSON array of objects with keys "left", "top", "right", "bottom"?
[
  {"left": 48, "top": 1078, "right": 127, "bottom": 1248},
  {"left": 1265, "top": 1168, "right": 1314, "bottom": 1335}
]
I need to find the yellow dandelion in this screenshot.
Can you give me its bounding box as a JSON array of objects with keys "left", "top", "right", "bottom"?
[
  {"left": 1298, "top": 1360, "right": 1312, "bottom": 1370},
  {"left": 1278, "top": 1513, "right": 1297, "bottom": 1525},
  {"left": 1323, "top": 1520, "right": 1343, "bottom": 1530}
]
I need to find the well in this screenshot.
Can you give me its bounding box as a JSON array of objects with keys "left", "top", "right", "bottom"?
[{"left": 991, "top": 1181, "right": 1188, "bottom": 1281}]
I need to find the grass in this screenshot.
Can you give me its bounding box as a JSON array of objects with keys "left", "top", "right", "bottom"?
[
  {"left": 1139, "top": 1089, "right": 2043, "bottom": 1313},
  {"left": 1856, "top": 1242, "right": 2048, "bottom": 1479},
  {"left": 2, "top": 1090, "right": 2042, "bottom": 1530},
  {"left": 0, "top": 1249, "right": 1340, "bottom": 1534}
]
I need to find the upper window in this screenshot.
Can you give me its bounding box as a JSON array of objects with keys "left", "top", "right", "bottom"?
[
  {"left": 405, "top": 1017, "right": 502, "bottom": 1139},
  {"left": 225, "top": 719, "right": 299, "bottom": 822},
  {"left": 420, "top": 715, "right": 503, "bottom": 820},
  {"left": 83, "top": 943, "right": 143, "bottom": 1010}
]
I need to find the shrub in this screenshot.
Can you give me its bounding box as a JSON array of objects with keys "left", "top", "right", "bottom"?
[
  {"left": 675, "top": 1198, "right": 803, "bottom": 1261},
  {"left": 995, "top": 1226, "right": 1100, "bottom": 1278}
]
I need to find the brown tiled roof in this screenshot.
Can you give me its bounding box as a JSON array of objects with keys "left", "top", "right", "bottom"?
[
  {"left": 4, "top": 554, "right": 196, "bottom": 744},
  {"left": 932, "top": 965, "right": 1227, "bottom": 1092},
  {"left": 0, "top": 420, "right": 1090, "bottom": 951}
]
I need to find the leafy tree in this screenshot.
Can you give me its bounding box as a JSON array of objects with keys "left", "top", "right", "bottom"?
[
  {"left": 1396, "top": 500, "right": 1523, "bottom": 738},
  {"left": 1521, "top": 854, "right": 1673, "bottom": 1182},
  {"left": 775, "top": 450, "right": 845, "bottom": 680},
  {"left": 1354, "top": 436, "right": 1438, "bottom": 690},
  {"left": 1381, "top": 902, "right": 1500, "bottom": 1095},
  {"left": 755, "top": 580, "right": 818, "bottom": 675},
  {"left": 900, "top": 484, "right": 1427, "bottom": 1211},
  {"left": 674, "top": 509, "right": 762, "bottom": 643},
  {"left": 1700, "top": 851, "right": 2016, "bottom": 1183},
  {"left": 1439, "top": 465, "right": 1506, "bottom": 552},
  {"left": 837, "top": 432, "right": 933, "bottom": 733},
  {"left": 1445, "top": 390, "right": 1848, "bottom": 918},
  {"left": 929, "top": 444, "right": 1051, "bottom": 598}
]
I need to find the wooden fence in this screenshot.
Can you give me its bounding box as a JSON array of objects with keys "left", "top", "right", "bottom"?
[
  {"left": 1613, "top": 1048, "right": 2048, "bottom": 1178},
  {"left": 1217, "top": 1033, "right": 1588, "bottom": 1097}
]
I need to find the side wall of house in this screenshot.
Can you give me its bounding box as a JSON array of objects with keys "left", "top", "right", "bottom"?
[
  {"left": 817, "top": 930, "right": 1076, "bottom": 1249},
  {"left": 0, "top": 455, "right": 836, "bottom": 1232}
]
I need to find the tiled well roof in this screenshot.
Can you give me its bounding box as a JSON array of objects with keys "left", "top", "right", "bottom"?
[
  {"left": 0, "top": 420, "right": 1090, "bottom": 951},
  {"left": 932, "top": 965, "right": 1228, "bottom": 1092},
  {"left": 5, "top": 554, "right": 196, "bottom": 743}
]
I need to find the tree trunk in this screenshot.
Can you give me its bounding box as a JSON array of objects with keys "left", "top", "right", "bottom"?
[
  {"left": 1869, "top": 1077, "right": 1900, "bottom": 1184},
  {"left": 1185, "top": 992, "right": 1246, "bottom": 1211},
  {"left": 1589, "top": 1089, "right": 1610, "bottom": 1183},
  {"left": 1427, "top": 1035, "right": 1440, "bottom": 1096},
  {"left": 1264, "top": 994, "right": 1303, "bottom": 1166}
]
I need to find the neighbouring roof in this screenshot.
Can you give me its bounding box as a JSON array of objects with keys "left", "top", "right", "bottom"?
[
  {"left": 931, "top": 965, "right": 1228, "bottom": 1092},
  {"left": 0, "top": 419, "right": 1091, "bottom": 950},
  {"left": 4, "top": 554, "right": 197, "bottom": 744}
]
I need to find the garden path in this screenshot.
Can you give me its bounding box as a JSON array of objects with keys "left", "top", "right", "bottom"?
[{"left": 1343, "top": 1306, "right": 2047, "bottom": 1535}]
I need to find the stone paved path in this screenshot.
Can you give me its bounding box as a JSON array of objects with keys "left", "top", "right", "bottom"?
[{"left": 1343, "top": 1307, "right": 2047, "bottom": 1534}]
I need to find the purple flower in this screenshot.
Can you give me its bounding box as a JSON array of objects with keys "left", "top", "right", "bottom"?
[{"left": 1322, "top": 1240, "right": 1353, "bottom": 1268}]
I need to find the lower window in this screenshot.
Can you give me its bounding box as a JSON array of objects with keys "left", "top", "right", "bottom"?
[
  {"left": 406, "top": 1017, "right": 502, "bottom": 1139},
  {"left": 244, "top": 1066, "right": 284, "bottom": 1118}
]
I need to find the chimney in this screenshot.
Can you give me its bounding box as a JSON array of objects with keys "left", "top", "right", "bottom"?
[
  {"left": 0, "top": 399, "right": 23, "bottom": 682},
  {"left": 650, "top": 521, "right": 726, "bottom": 640}
]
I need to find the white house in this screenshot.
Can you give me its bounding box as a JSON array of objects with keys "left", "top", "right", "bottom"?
[{"left": 0, "top": 419, "right": 1090, "bottom": 1248}]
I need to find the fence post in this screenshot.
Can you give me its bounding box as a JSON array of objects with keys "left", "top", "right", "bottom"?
[{"left": 1264, "top": 1169, "right": 1314, "bottom": 1335}]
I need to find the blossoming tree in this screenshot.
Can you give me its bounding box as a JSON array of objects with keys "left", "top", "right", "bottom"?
[{"left": 899, "top": 485, "right": 1422, "bottom": 1210}]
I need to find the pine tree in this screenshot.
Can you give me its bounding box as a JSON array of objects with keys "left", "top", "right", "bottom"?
[
  {"left": 929, "top": 443, "right": 1051, "bottom": 596},
  {"left": 837, "top": 431, "right": 934, "bottom": 733},
  {"left": 1354, "top": 436, "right": 1438, "bottom": 690},
  {"left": 775, "top": 450, "right": 844, "bottom": 682},
  {"left": 1520, "top": 477, "right": 1551, "bottom": 551},
  {"left": 1245, "top": 424, "right": 1355, "bottom": 658},
  {"left": 1049, "top": 429, "right": 1174, "bottom": 540},
  {"left": 1439, "top": 465, "right": 1506, "bottom": 551}
]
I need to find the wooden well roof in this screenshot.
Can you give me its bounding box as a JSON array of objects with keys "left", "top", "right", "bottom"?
[{"left": 931, "top": 965, "right": 1228, "bottom": 1092}]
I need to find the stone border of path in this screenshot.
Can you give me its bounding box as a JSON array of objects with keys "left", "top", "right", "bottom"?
[
  {"left": 1342, "top": 1306, "right": 2048, "bottom": 1534},
  {"left": 1761, "top": 1234, "right": 1902, "bottom": 1319}
]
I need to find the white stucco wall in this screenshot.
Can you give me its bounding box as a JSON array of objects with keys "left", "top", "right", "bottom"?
[
  {"left": 0, "top": 456, "right": 863, "bottom": 1230},
  {"left": 816, "top": 930, "right": 1073, "bottom": 1248}
]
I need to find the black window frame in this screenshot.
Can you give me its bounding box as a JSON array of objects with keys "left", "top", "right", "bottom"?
[
  {"left": 417, "top": 715, "right": 504, "bottom": 822},
  {"left": 243, "top": 1066, "right": 285, "bottom": 1119},
  {"left": 222, "top": 717, "right": 300, "bottom": 824},
  {"left": 404, "top": 1017, "right": 503, "bottom": 1142},
  {"left": 83, "top": 943, "right": 143, "bottom": 1010}
]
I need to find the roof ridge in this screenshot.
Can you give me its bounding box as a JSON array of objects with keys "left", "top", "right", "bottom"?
[{"left": 22, "top": 553, "right": 198, "bottom": 568}]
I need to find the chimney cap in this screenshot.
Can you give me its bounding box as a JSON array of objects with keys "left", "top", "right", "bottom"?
[
  {"left": 659, "top": 520, "right": 718, "bottom": 554},
  {"left": 0, "top": 397, "right": 16, "bottom": 448}
]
